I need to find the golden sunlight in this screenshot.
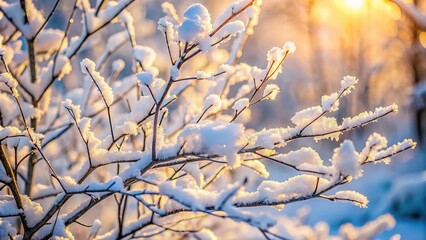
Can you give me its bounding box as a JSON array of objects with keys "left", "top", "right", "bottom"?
[{"left": 342, "top": 0, "right": 365, "bottom": 10}]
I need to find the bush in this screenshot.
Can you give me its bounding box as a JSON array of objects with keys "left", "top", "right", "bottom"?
[{"left": 0, "top": 0, "right": 416, "bottom": 239}]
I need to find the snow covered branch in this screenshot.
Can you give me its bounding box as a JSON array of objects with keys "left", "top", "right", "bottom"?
[{"left": 0, "top": 0, "right": 416, "bottom": 239}]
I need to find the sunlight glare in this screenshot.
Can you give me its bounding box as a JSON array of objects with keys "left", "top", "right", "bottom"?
[{"left": 342, "top": 0, "right": 365, "bottom": 10}]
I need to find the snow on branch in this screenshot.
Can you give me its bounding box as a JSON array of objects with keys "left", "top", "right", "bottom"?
[
  {"left": 0, "top": 0, "right": 45, "bottom": 39},
  {"left": 0, "top": 0, "right": 417, "bottom": 239}
]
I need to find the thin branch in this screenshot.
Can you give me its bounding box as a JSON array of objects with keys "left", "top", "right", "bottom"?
[
  {"left": 85, "top": 66, "right": 115, "bottom": 141},
  {"left": 164, "top": 31, "right": 174, "bottom": 65},
  {"left": 20, "top": 0, "right": 28, "bottom": 23},
  {"left": 0, "top": 146, "right": 28, "bottom": 230},
  {"left": 64, "top": 107, "right": 93, "bottom": 166},
  {"left": 203, "top": 165, "right": 227, "bottom": 189},
  {"left": 34, "top": 0, "right": 62, "bottom": 38},
  {"left": 178, "top": 71, "right": 226, "bottom": 83},
  {"left": 255, "top": 152, "right": 327, "bottom": 176},
  {"left": 259, "top": 228, "right": 272, "bottom": 240},
  {"left": 209, "top": 0, "right": 255, "bottom": 37}
]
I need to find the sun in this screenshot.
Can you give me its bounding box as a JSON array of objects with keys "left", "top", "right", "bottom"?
[{"left": 342, "top": 0, "right": 365, "bottom": 10}]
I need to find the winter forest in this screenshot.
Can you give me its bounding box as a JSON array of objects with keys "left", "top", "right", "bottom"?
[{"left": 0, "top": 0, "right": 424, "bottom": 239}]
